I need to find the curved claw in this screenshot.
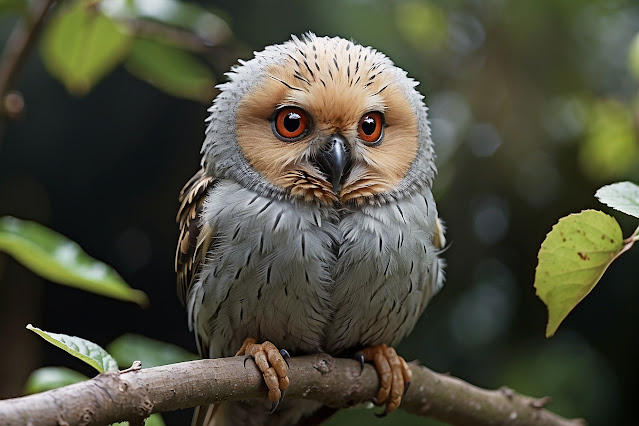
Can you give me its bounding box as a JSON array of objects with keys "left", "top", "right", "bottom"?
[
  {"left": 358, "top": 344, "right": 412, "bottom": 417},
  {"left": 236, "top": 338, "right": 289, "bottom": 411},
  {"left": 355, "top": 352, "right": 365, "bottom": 375},
  {"left": 243, "top": 354, "right": 254, "bottom": 368},
  {"left": 269, "top": 399, "right": 280, "bottom": 414},
  {"left": 280, "top": 388, "right": 287, "bottom": 403},
  {"left": 280, "top": 349, "right": 291, "bottom": 368},
  {"left": 375, "top": 410, "right": 388, "bottom": 418}
]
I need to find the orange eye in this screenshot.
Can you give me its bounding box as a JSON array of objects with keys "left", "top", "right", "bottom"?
[
  {"left": 273, "top": 107, "right": 309, "bottom": 141},
  {"left": 358, "top": 112, "right": 384, "bottom": 145}
]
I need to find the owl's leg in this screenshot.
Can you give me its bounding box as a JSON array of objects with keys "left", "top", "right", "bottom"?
[
  {"left": 236, "top": 337, "right": 290, "bottom": 411},
  {"left": 355, "top": 344, "right": 412, "bottom": 417}
]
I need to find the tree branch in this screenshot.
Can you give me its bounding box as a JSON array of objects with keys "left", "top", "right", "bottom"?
[{"left": 0, "top": 354, "right": 584, "bottom": 426}]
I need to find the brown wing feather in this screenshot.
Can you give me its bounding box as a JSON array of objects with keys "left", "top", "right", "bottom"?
[{"left": 176, "top": 168, "right": 216, "bottom": 306}]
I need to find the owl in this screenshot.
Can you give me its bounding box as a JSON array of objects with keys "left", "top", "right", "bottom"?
[{"left": 176, "top": 33, "right": 445, "bottom": 426}]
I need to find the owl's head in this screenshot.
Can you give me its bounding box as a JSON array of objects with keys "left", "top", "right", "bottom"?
[{"left": 202, "top": 33, "right": 436, "bottom": 206}]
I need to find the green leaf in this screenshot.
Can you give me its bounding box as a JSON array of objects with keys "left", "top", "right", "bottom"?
[
  {"left": 534, "top": 210, "right": 624, "bottom": 337},
  {"left": 145, "top": 414, "right": 167, "bottom": 426},
  {"left": 113, "top": 414, "right": 166, "bottom": 426},
  {"left": 0, "top": 216, "right": 148, "bottom": 306},
  {"left": 41, "top": 1, "right": 132, "bottom": 95},
  {"left": 27, "top": 325, "right": 119, "bottom": 373},
  {"left": 24, "top": 367, "right": 89, "bottom": 394},
  {"left": 595, "top": 181, "right": 639, "bottom": 219},
  {"left": 125, "top": 38, "right": 215, "bottom": 102},
  {"left": 106, "top": 334, "right": 198, "bottom": 368}
]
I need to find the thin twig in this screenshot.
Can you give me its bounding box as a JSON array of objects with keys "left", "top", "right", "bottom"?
[
  {"left": 0, "top": 0, "right": 58, "bottom": 138},
  {"left": 0, "top": 354, "right": 585, "bottom": 426}
]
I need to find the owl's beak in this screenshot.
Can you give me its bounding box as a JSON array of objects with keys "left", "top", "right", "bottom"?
[{"left": 316, "top": 134, "right": 350, "bottom": 195}]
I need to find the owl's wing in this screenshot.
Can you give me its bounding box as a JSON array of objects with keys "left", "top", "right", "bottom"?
[{"left": 176, "top": 168, "right": 216, "bottom": 307}]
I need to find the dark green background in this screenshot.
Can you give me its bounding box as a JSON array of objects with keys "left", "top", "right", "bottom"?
[{"left": 1, "top": 0, "right": 638, "bottom": 424}]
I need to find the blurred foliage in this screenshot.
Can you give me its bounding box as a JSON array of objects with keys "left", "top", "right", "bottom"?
[
  {"left": 580, "top": 99, "right": 639, "bottom": 180},
  {"left": 0, "top": 216, "right": 147, "bottom": 305},
  {"left": 24, "top": 366, "right": 89, "bottom": 394},
  {"left": 37, "top": 0, "right": 228, "bottom": 101},
  {"left": 41, "top": 0, "right": 132, "bottom": 95},
  {"left": 2, "top": 0, "right": 639, "bottom": 425},
  {"left": 106, "top": 333, "right": 198, "bottom": 368},
  {"left": 125, "top": 37, "right": 215, "bottom": 102}
]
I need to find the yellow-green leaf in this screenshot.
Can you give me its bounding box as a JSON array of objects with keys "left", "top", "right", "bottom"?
[
  {"left": 0, "top": 216, "right": 148, "bottom": 306},
  {"left": 124, "top": 38, "right": 215, "bottom": 102},
  {"left": 41, "top": 1, "right": 131, "bottom": 95},
  {"left": 27, "top": 325, "right": 119, "bottom": 373},
  {"left": 534, "top": 210, "right": 624, "bottom": 337}
]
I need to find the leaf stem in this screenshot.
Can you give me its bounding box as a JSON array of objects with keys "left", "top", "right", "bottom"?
[{"left": 625, "top": 224, "right": 639, "bottom": 244}]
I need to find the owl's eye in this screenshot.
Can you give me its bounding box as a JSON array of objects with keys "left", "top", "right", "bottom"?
[
  {"left": 273, "top": 107, "right": 309, "bottom": 141},
  {"left": 358, "top": 112, "right": 384, "bottom": 145}
]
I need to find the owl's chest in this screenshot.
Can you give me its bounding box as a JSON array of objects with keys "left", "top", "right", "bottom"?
[{"left": 197, "top": 182, "right": 437, "bottom": 357}]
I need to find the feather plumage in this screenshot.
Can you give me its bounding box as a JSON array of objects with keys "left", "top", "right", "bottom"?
[{"left": 176, "top": 33, "right": 445, "bottom": 426}]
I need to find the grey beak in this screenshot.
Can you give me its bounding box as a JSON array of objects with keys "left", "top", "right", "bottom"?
[{"left": 316, "top": 134, "right": 350, "bottom": 194}]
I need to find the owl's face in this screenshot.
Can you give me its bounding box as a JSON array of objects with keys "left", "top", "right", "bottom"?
[{"left": 203, "top": 34, "right": 435, "bottom": 206}]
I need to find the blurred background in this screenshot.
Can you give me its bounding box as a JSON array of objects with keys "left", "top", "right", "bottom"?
[{"left": 1, "top": 0, "right": 638, "bottom": 424}]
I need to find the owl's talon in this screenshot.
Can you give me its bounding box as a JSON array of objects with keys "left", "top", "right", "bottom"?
[
  {"left": 280, "top": 349, "right": 291, "bottom": 367},
  {"left": 243, "top": 355, "right": 254, "bottom": 369},
  {"left": 355, "top": 352, "right": 365, "bottom": 375},
  {"left": 269, "top": 399, "right": 280, "bottom": 414},
  {"left": 358, "top": 344, "right": 412, "bottom": 416},
  {"left": 375, "top": 410, "right": 388, "bottom": 418},
  {"left": 235, "top": 337, "right": 289, "bottom": 410}
]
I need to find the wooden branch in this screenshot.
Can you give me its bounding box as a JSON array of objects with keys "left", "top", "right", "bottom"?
[{"left": 0, "top": 354, "right": 585, "bottom": 426}]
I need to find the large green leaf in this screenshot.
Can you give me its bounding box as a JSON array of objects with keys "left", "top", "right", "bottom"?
[
  {"left": 24, "top": 367, "right": 89, "bottom": 394},
  {"left": 41, "top": 1, "right": 132, "bottom": 95},
  {"left": 27, "top": 325, "right": 119, "bottom": 373},
  {"left": 107, "top": 334, "right": 198, "bottom": 368},
  {"left": 124, "top": 38, "right": 215, "bottom": 102},
  {"left": 534, "top": 210, "right": 624, "bottom": 337},
  {"left": 595, "top": 181, "right": 639, "bottom": 219},
  {"left": 0, "top": 216, "right": 148, "bottom": 305}
]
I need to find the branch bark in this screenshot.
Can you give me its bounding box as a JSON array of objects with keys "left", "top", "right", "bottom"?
[{"left": 0, "top": 354, "right": 584, "bottom": 426}]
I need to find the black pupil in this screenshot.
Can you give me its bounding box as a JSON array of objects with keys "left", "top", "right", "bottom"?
[
  {"left": 362, "top": 116, "right": 376, "bottom": 135},
  {"left": 284, "top": 112, "right": 301, "bottom": 133}
]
